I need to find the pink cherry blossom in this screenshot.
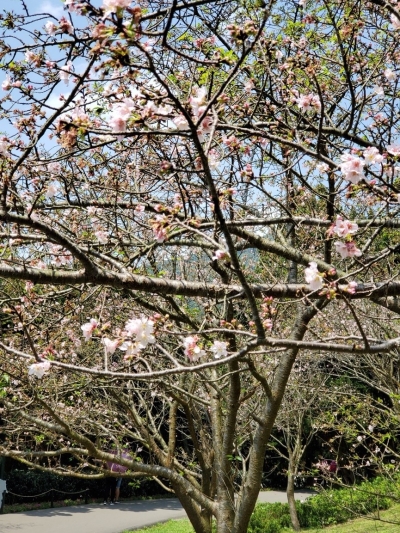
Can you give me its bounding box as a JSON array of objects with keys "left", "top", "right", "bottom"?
[
  {"left": 46, "top": 182, "right": 58, "bottom": 198},
  {"left": 363, "top": 146, "right": 383, "bottom": 165},
  {"left": 197, "top": 114, "right": 213, "bottom": 139},
  {"left": 334, "top": 241, "right": 362, "bottom": 259},
  {"left": 153, "top": 226, "right": 167, "bottom": 243},
  {"left": 140, "top": 100, "right": 158, "bottom": 119},
  {"left": 0, "top": 140, "right": 9, "bottom": 156},
  {"left": 103, "top": 0, "right": 132, "bottom": 15},
  {"left": 223, "top": 135, "right": 241, "bottom": 151},
  {"left": 183, "top": 336, "right": 206, "bottom": 362},
  {"left": 330, "top": 216, "right": 358, "bottom": 238},
  {"left": 45, "top": 21, "right": 57, "bottom": 36},
  {"left": 152, "top": 215, "right": 168, "bottom": 243},
  {"left": 275, "top": 50, "right": 284, "bottom": 60},
  {"left": 384, "top": 68, "right": 396, "bottom": 82},
  {"left": 304, "top": 262, "right": 324, "bottom": 290},
  {"left": 134, "top": 204, "right": 145, "bottom": 213},
  {"left": 59, "top": 17, "right": 74, "bottom": 35},
  {"left": 102, "top": 337, "right": 119, "bottom": 355},
  {"left": 212, "top": 249, "right": 230, "bottom": 261},
  {"left": 124, "top": 317, "right": 155, "bottom": 348},
  {"left": 156, "top": 104, "right": 173, "bottom": 116},
  {"left": 119, "top": 340, "right": 142, "bottom": 360},
  {"left": 65, "top": 0, "right": 84, "bottom": 13},
  {"left": 143, "top": 39, "right": 155, "bottom": 52},
  {"left": 190, "top": 86, "right": 207, "bottom": 115},
  {"left": 48, "top": 162, "right": 61, "bottom": 174},
  {"left": 244, "top": 79, "right": 254, "bottom": 93},
  {"left": 340, "top": 153, "right": 365, "bottom": 183},
  {"left": 345, "top": 281, "right": 358, "bottom": 294},
  {"left": 210, "top": 340, "right": 228, "bottom": 359},
  {"left": 25, "top": 50, "right": 36, "bottom": 63},
  {"left": 28, "top": 360, "right": 51, "bottom": 379},
  {"left": 173, "top": 115, "right": 189, "bottom": 130},
  {"left": 208, "top": 149, "right": 220, "bottom": 169},
  {"left": 391, "top": 13, "right": 400, "bottom": 30},
  {"left": 109, "top": 115, "right": 127, "bottom": 133},
  {"left": 296, "top": 93, "right": 321, "bottom": 112},
  {"left": 109, "top": 99, "right": 135, "bottom": 133},
  {"left": 316, "top": 162, "right": 329, "bottom": 173},
  {"left": 81, "top": 318, "right": 98, "bottom": 340},
  {"left": 2, "top": 77, "right": 11, "bottom": 90},
  {"left": 387, "top": 144, "right": 400, "bottom": 156},
  {"left": 95, "top": 230, "right": 108, "bottom": 243},
  {"left": 59, "top": 61, "right": 73, "bottom": 86}
]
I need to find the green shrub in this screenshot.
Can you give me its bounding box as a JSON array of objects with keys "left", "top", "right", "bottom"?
[
  {"left": 248, "top": 503, "right": 291, "bottom": 533},
  {"left": 297, "top": 476, "right": 399, "bottom": 528},
  {"left": 248, "top": 476, "right": 400, "bottom": 533}
]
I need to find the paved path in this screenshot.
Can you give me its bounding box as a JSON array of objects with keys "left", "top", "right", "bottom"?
[{"left": 0, "top": 491, "right": 313, "bottom": 533}]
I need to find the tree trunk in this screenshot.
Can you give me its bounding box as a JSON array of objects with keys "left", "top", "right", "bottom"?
[
  {"left": 287, "top": 470, "right": 301, "bottom": 531},
  {"left": 171, "top": 481, "right": 213, "bottom": 533},
  {"left": 216, "top": 499, "right": 235, "bottom": 533}
]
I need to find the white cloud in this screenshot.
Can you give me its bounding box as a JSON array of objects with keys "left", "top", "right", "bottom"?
[
  {"left": 46, "top": 93, "right": 71, "bottom": 110},
  {"left": 40, "top": 1, "right": 64, "bottom": 19}
]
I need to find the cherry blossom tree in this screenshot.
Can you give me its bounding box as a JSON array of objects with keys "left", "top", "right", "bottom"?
[{"left": 1, "top": 1, "right": 400, "bottom": 532}]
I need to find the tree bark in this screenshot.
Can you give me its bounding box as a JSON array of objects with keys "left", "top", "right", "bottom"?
[{"left": 287, "top": 466, "right": 301, "bottom": 531}]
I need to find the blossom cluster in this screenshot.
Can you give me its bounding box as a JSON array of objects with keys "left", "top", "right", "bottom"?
[
  {"left": 340, "top": 146, "right": 386, "bottom": 184},
  {"left": 174, "top": 86, "right": 213, "bottom": 140},
  {"left": 108, "top": 90, "right": 172, "bottom": 135},
  {"left": 260, "top": 297, "right": 275, "bottom": 331},
  {"left": 80, "top": 317, "right": 229, "bottom": 365},
  {"left": 80, "top": 315, "right": 156, "bottom": 361},
  {"left": 296, "top": 93, "right": 321, "bottom": 112},
  {"left": 103, "top": 0, "right": 132, "bottom": 16},
  {"left": 183, "top": 336, "right": 229, "bottom": 361},
  {"left": 328, "top": 216, "right": 362, "bottom": 259},
  {"left": 304, "top": 262, "right": 324, "bottom": 290},
  {"left": 151, "top": 214, "right": 169, "bottom": 243}
]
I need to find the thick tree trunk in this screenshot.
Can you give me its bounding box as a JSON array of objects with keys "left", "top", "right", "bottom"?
[
  {"left": 287, "top": 470, "right": 301, "bottom": 531},
  {"left": 171, "top": 481, "right": 213, "bottom": 533}
]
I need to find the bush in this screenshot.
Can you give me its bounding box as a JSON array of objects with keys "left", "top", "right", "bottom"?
[
  {"left": 297, "top": 476, "right": 400, "bottom": 528},
  {"left": 5, "top": 469, "right": 99, "bottom": 504},
  {"left": 248, "top": 476, "right": 400, "bottom": 533},
  {"left": 5, "top": 468, "right": 167, "bottom": 505},
  {"left": 248, "top": 503, "right": 291, "bottom": 533}
]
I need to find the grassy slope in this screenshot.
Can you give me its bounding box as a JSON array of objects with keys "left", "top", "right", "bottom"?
[
  {"left": 299, "top": 502, "right": 400, "bottom": 533},
  {"left": 123, "top": 504, "right": 400, "bottom": 533},
  {"left": 122, "top": 519, "right": 194, "bottom": 533}
]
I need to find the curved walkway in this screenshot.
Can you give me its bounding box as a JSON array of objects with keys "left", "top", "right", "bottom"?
[{"left": 0, "top": 491, "right": 313, "bottom": 533}]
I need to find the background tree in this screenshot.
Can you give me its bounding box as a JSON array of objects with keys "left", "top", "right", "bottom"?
[{"left": 267, "top": 354, "right": 339, "bottom": 531}]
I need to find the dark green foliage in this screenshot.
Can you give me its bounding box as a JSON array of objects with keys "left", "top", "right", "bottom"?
[
  {"left": 5, "top": 469, "right": 166, "bottom": 504},
  {"left": 5, "top": 469, "right": 97, "bottom": 504}
]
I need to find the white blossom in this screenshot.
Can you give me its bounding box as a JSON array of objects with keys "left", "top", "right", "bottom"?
[
  {"left": 28, "top": 360, "right": 51, "bottom": 379},
  {"left": 210, "top": 340, "right": 228, "bottom": 359}
]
